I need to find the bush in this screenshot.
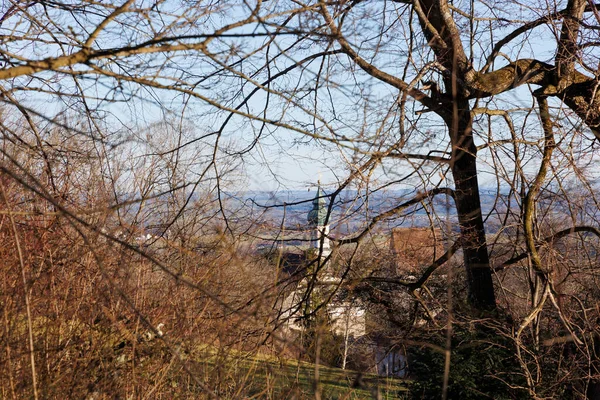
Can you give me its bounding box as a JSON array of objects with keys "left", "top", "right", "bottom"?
[{"left": 407, "top": 327, "right": 529, "bottom": 400}]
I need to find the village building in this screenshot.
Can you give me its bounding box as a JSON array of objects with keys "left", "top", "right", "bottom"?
[
  {"left": 389, "top": 227, "right": 445, "bottom": 276},
  {"left": 279, "top": 184, "right": 366, "bottom": 337},
  {"left": 265, "top": 184, "right": 450, "bottom": 377},
  {"left": 276, "top": 184, "right": 412, "bottom": 375}
]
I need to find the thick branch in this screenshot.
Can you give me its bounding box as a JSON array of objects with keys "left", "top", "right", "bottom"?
[
  {"left": 483, "top": 3, "right": 600, "bottom": 71},
  {"left": 522, "top": 95, "right": 556, "bottom": 274},
  {"left": 556, "top": 0, "right": 588, "bottom": 80},
  {"left": 415, "top": 0, "right": 468, "bottom": 73},
  {"left": 467, "top": 59, "right": 553, "bottom": 98},
  {"left": 468, "top": 59, "right": 600, "bottom": 139},
  {"left": 495, "top": 226, "right": 600, "bottom": 271}
]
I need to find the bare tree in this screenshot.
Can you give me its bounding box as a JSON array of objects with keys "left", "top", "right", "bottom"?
[{"left": 2, "top": 0, "right": 600, "bottom": 397}]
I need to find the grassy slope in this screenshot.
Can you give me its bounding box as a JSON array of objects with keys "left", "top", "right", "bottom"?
[{"left": 186, "top": 346, "right": 408, "bottom": 399}]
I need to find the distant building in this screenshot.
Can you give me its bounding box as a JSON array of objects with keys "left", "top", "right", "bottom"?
[
  {"left": 390, "top": 227, "right": 445, "bottom": 274},
  {"left": 278, "top": 184, "right": 367, "bottom": 362},
  {"left": 307, "top": 184, "right": 331, "bottom": 257},
  {"left": 276, "top": 186, "right": 452, "bottom": 377}
]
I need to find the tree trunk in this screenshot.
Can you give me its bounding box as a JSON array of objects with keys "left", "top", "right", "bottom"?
[{"left": 448, "top": 100, "right": 497, "bottom": 310}]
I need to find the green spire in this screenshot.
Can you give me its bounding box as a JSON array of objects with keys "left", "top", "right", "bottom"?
[{"left": 308, "top": 184, "right": 328, "bottom": 226}]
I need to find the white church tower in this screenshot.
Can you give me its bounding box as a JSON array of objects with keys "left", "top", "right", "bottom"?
[{"left": 307, "top": 183, "right": 331, "bottom": 257}]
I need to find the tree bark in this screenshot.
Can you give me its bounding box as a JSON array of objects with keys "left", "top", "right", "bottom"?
[
  {"left": 415, "top": 0, "right": 497, "bottom": 310},
  {"left": 466, "top": 59, "right": 600, "bottom": 140},
  {"left": 448, "top": 98, "right": 496, "bottom": 310}
]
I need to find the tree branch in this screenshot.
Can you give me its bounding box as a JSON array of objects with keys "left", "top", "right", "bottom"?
[
  {"left": 317, "top": 0, "right": 442, "bottom": 113},
  {"left": 495, "top": 226, "right": 600, "bottom": 272},
  {"left": 337, "top": 187, "right": 456, "bottom": 245}
]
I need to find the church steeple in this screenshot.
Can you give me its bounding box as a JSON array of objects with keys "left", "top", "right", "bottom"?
[
  {"left": 308, "top": 183, "right": 327, "bottom": 226},
  {"left": 308, "top": 182, "right": 330, "bottom": 256}
]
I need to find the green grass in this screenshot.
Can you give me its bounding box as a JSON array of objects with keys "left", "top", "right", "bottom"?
[
  {"left": 15, "top": 315, "right": 406, "bottom": 398},
  {"left": 185, "top": 346, "right": 408, "bottom": 399}
]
